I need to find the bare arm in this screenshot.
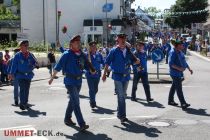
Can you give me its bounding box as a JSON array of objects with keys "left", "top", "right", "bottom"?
[
  {"left": 48, "top": 70, "right": 59, "bottom": 85},
  {"left": 102, "top": 64, "right": 109, "bottom": 82},
  {"left": 171, "top": 65, "right": 185, "bottom": 72}
]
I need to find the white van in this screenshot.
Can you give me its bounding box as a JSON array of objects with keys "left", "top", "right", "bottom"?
[{"left": 181, "top": 34, "right": 189, "bottom": 38}]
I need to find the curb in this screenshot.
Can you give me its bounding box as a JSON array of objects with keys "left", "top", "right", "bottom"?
[
  {"left": 130, "top": 77, "right": 172, "bottom": 84},
  {"left": 147, "top": 79, "right": 172, "bottom": 84},
  {"left": 188, "top": 50, "right": 210, "bottom": 62}
]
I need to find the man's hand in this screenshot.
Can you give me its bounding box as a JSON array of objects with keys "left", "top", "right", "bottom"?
[
  {"left": 56, "top": 40, "right": 61, "bottom": 48},
  {"left": 134, "top": 58, "right": 140, "bottom": 65},
  {"left": 48, "top": 78, "right": 54, "bottom": 85},
  {"left": 8, "top": 74, "right": 14, "bottom": 81},
  {"left": 189, "top": 69, "right": 193, "bottom": 75},
  {"left": 102, "top": 74, "right": 107, "bottom": 82},
  {"left": 90, "top": 70, "right": 96, "bottom": 75}
]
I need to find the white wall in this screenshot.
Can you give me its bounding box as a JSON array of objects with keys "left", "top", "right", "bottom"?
[
  {"left": 21, "top": 0, "right": 44, "bottom": 42},
  {"left": 21, "top": 0, "right": 121, "bottom": 43}
]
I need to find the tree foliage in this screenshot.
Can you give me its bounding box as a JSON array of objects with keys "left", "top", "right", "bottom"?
[
  {"left": 144, "top": 7, "right": 161, "bottom": 19},
  {"left": 0, "top": 5, "right": 20, "bottom": 20},
  {"left": 12, "top": 0, "right": 20, "bottom": 9},
  {"left": 165, "top": 0, "right": 209, "bottom": 29}
]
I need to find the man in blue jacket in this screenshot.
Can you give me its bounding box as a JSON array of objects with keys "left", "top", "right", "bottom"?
[
  {"left": 7, "top": 48, "right": 20, "bottom": 106},
  {"left": 85, "top": 41, "right": 104, "bottom": 108},
  {"left": 131, "top": 40, "right": 153, "bottom": 102},
  {"left": 49, "top": 35, "right": 90, "bottom": 131},
  {"left": 9, "top": 40, "right": 39, "bottom": 110},
  {"left": 102, "top": 33, "right": 140, "bottom": 123},
  {"left": 168, "top": 40, "right": 193, "bottom": 109}
]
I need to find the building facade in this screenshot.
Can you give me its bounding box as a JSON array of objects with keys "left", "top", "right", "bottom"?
[
  {"left": 0, "top": 0, "right": 20, "bottom": 42},
  {"left": 21, "top": 0, "right": 135, "bottom": 45}
]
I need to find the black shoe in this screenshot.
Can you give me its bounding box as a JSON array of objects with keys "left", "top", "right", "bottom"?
[
  {"left": 168, "top": 101, "right": 179, "bottom": 106},
  {"left": 80, "top": 124, "right": 89, "bottom": 131},
  {"left": 90, "top": 103, "right": 96, "bottom": 109},
  {"left": 131, "top": 98, "right": 137, "bottom": 102},
  {"left": 147, "top": 98, "right": 154, "bottom": 102},
  {"left": 25, "top": 103, "right": 30, "bottom": 109},
  {"left": 120, "top": 117, "right": 129, "bottom": 123},
  {"left": 14, "top": 101, "right": 19, "bottom": 106},
  {"left": 19, "top": 104, "right": 26, "bottom": 110},
  {"left": 181, "top": 103, "right": 190, "bottom": 109},
  {"left": 64, "top": 119, "right": 76, "bottom": 126}
]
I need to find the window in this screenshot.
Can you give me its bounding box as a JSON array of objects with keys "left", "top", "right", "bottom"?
[{"left": 0, "top": 0, "right": 4, "bottom": 4}]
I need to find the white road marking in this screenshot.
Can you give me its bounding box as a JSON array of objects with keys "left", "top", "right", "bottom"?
[
  {"left": 0, "top": 125, "right": 33, "bottom": 131},
  {"left": 16, "top": 136, "right": 48, "bottom": 140},
  {"left": 165, "top": 85, "right": 200, "bottom": 88},
  {"left": 99, "top": 115, "right": 157, "bottom": 120}
]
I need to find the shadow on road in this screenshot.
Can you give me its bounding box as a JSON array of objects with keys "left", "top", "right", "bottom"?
[
  {"left": 0, "top": 88, "right": 6, "bottom": 91},
  {"left": 114, "top": 120, "right": 161, "bottom": 138},
  {"left": 14, "top": 107, "right": 46, "bottom": 117},
  {"left": 183, "top": 108, "right": 210, "bottom": 116},
  {"left": 139, "top": 101, "right": 165, "bottom": 108},
  {"left": 79, "top": 94, "right": 89, "bottom": 99},
  {"left": 64, "top": 131, "right": 112, "bottom": 140},
  {"left": 91, "top": 106, "right": 116, "bottom": 115},
  {"left": 127, "top": 96, "right": 165, "bottom": 108}
]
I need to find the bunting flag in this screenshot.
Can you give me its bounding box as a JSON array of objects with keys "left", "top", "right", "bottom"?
[{"left": 133, "top": 9, "right": 208, "bottom": 18}]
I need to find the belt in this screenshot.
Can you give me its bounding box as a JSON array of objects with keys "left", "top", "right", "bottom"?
[
  {"left": 113, "top": 72, "right": 128, "bottom": 77},
  {"left": 17, "top": 72, "right": 32, "bottom": 76},
  {"left": 65, "top": 73, "right": 82, "bottom": 80}
]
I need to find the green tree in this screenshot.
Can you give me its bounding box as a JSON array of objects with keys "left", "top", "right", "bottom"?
[
  {"left": 165, "top": 0, "right": 209, "bottom": 29},
  {"left": 144, "top": 7, "right": 161, "bottom": 19},
  {"left": 12, "top": 0, "right": 20, "bottom": 8},
  {"left": 0, "top": 5, "right": 20, "bottom": 20}
]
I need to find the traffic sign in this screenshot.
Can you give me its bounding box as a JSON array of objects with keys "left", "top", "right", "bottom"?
[
  {"left": 103, "top": 3, "right": 113, "bottom": 12},
  {"left": 151, "top": 49, "right": 164, "bottom": 63}
]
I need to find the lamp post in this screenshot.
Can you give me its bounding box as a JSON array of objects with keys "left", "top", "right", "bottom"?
[
  {"left": 92, "top": 0, "right": 95, "bottom": 41},
  {"left": 43, "top": 0, "right": 46, "bottom": 49},
  {"left": 106, "top": 0, "right": 108, "bottom": 48}
]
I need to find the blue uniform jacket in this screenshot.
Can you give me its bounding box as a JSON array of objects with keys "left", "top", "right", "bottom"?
[
  {"left": 105, "top": 47, "right": 135, "bottom": 82},
  {"left": 10, "top": 52, "right": 36, "bottom": 80},
  {"left": 59, "top": 46, "right": 66, "bottom": 53},
  {"left": 132, "top": 51, "right": 147, "bottom": 74},
  {"left": 7, "top": 58, "right": 13, "bottom": 74},
  {"left": 169, "top": 49, "right": 189, "bottom": 77},
  {"left": 54, "top": 50, "right": 85, "bottom": 86},
  {"left": 85, "top": 52, "right": 104, "bottom": 79}
]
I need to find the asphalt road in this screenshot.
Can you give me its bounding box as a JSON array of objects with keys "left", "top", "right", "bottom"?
[{"left": 0, "top": 53, "right": 210, "bottom": 140}]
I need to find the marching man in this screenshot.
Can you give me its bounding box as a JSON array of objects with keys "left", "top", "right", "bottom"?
[
  {"left": 49, "top": 35, "right": 90, "bottom": 131},
  {"left": 131, "top": 40, "right": 154, "bottom": 102},
  {"left": 85, "top": 41, "right": 104, "bottom": 108},
  {"left": 9, "top": 40, "right": 39, "bottom": 110},
  {"left": 102, "top": 33, "right": 140, "bottom": 123}
]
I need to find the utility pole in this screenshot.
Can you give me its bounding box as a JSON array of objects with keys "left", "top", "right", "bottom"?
[
  {"left": 106, "top": 0, "right": 108, "bottom": 48},
  {"left": 43, "top": 0, "right": 46, "bottom": 49},
  {"left": 92, "top": 0, "right": 95, "bottom": 41}
]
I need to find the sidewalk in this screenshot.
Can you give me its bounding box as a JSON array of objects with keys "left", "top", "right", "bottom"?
[
  {"left": 133, "top": 59, "right": 172, "bottom": 84},
  {"left": 0, "top": 59, "right": 171, "bottom": 87}
]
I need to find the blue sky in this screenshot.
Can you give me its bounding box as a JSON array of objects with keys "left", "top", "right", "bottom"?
[{"left": 131, "top": 0, "right": 176, "bottom": 11}]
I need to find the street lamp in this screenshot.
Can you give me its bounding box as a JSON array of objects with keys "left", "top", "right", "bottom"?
[{"left": 92, "top": 0, "right": 95, "bottom": 41}]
